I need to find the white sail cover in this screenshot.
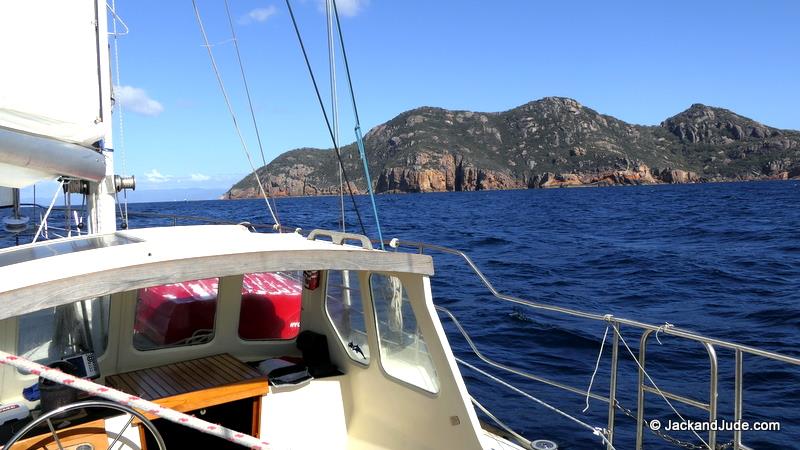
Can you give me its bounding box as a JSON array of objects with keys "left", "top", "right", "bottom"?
[{"left": 0, "top": 0, "right": 104, "bottom": 146}]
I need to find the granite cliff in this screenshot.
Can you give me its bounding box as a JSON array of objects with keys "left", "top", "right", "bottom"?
[{"left": 225, "top": 98, "right": 800, "bottom": 198}]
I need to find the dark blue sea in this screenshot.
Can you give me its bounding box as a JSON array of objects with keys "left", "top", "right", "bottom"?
[{"left": 5, "top": 180, "right": 800, "bottom": 449}]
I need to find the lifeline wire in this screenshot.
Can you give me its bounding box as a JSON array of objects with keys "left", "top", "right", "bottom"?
[
  {"left": 223, "top": 0, "right": 281, "bottom": 224},
  {"left": 191, "top": 0, "right": 280, "bottom": 227},
  {"left": 457, "top": 358, "right": 616, "bottom": 450},
  {"left": 436, "top": 305, "right": 607, "bottom": 401},
  {"left": 285, "top": 0, "right": 367, "bottom": 237},
  {"left": 332, "top": 0, "right": 384, "bottom": 250},
  {"left": 470, "top": 396, "right": 532, "bottom": 448},
  {"left": 612, "top": 325, "right": 711, "bottom": 449}
]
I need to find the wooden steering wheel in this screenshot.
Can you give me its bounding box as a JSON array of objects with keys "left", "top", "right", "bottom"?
[{"left": 4, "top": 400, "right": 166, "bottom": 450}]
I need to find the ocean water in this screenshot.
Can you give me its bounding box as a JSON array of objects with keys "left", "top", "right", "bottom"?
[{"left": 4, "top": 180, "right": 800, "bottom": 449}]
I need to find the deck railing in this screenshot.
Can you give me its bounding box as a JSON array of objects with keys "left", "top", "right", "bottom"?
[{"left": 382, "top": 238, "right": 800, "bottom": 450}]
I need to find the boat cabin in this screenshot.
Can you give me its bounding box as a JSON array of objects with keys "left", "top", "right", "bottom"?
[{"left": 0, "top": 225, "right": 519, "bottom": 450}]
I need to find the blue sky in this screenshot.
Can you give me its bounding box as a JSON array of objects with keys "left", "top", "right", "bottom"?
[{"left": 112, "top": 0, "right": 800, "bottom": 191}]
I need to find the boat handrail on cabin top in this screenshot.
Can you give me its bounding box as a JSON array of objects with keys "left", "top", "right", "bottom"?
[
  {"left": 379, "top": 238, "right": 800, "bottom": 450},
  {"left": 307, "top": 229, "right": 373, "bottom": 250}
]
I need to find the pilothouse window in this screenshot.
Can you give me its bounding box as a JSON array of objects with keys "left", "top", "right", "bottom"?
[
  {"left": 238, "top": 271, "right": 303, "bottom": 340},
  {"left": 134, "top": 278, "right": 219, "bottom": 350},
  {"left": 326, "top": 270, "right": 370, "bottom": 364},
  {"left": 17, "top": 296, "right": 110, "bottom": 369},
  {"left": 370, "top": 274, "right": 439, "bottom": 393}
]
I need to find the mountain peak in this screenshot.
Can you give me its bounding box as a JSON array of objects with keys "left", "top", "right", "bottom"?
[
  {"left": 519, "top": 96, "right": 583, "bottom": 110},
  {"left": 539, "top": 96, "right": 582, "bottom": 107},
  {"left": 670, "top": 103, "right": 768, "bottom": 124},
  {"left": 661, "top": 103, "right": 776, "bottom": 144}
]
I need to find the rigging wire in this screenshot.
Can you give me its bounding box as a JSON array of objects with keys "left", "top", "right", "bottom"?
[
  {"left": 332, "top": 0, "right": 384, "bottom": 249},
  {"left": 191, "top": 0, "right": 280, "bottom": 228},
  {"left": 79, "top": 191, "right": 87, "bottom": 233},
  {"left": 109, "top": 0, "right": 129, "bottom": 228},
  {"left": 114, "top": 190, "right": 128, "bottom": 229},
  {"left": 284, "top": 0, "right": 367, "bottom": 237},
  {"left": 222, "top": 0, "right": 281, "bottom": 225},
  {"left": 325, "top": 0, "right": 346, "bottom": 233},
  {"left": 63, "top": 185, "right": 72, "bottom": 237},
  {"left": 106, "top": 1, "right": 129, "bottom": 36},
  {"left": 32, "top": 180, "right": 65, "bottom": 243}
]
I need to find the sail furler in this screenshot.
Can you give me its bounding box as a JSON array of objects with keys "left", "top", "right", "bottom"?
[{"left": 0, "top": 0, "right": 104, "bottom": 146}]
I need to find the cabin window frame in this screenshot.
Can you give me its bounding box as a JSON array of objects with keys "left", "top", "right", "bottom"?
[
  {"left": 324, "top": 270, "right": 371, "bottom": 366},
  {"left": 368, "top": 272, "right": 441, "bottom": 395},
  {"left": 131, "top": 277, "right": 221, "bottom": 352}
]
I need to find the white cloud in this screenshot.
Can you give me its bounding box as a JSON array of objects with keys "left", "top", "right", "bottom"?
[
  {"left": 240, "top": 5, "right": 278, "bottom": 24},
  {"left": 317, "top": 0, "right": 368, "bottom": 17},
  {"left": 190, "top": 173, "right": 211, "bottom": 182},
  {"left": 137, "top": 172, "right": 245, "bottom": 189},
  {"left": 144, "top": 169, "right": 171, "bottom": 184},
  {"left": 115, "top": 85, "right": 164, "bottom": 117}
]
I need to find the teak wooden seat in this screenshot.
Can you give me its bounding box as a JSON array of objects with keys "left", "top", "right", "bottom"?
[{"left": 106, "top": 353, "right": 267, "bottom": 421}]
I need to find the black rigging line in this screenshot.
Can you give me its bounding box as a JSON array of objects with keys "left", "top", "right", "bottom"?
[
  {"left": 332, "top": 0, "right": 360, "bottom": 125},
  {"left": 223, "top": 0, "right": 280, "bottom": 225},
  {"left": 284, "top": 0, "right": 367, "bottom": 236}
]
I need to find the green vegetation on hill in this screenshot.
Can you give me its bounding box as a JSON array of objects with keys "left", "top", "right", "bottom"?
[{"left": 226, "top": 97, "right": 800, "bottom": 198}]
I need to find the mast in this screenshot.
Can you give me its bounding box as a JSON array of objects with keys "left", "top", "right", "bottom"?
[{"left": 86, "top": 0, "right": 116, "bottom": 234}]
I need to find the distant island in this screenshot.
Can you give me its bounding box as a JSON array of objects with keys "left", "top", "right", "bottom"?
[{"left": 224, "top": 97, "right": 800, "bottom": 198}]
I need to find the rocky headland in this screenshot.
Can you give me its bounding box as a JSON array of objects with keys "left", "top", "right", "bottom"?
[{"left": 225, "top": 98, "right": 800, "bottom": 198}]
